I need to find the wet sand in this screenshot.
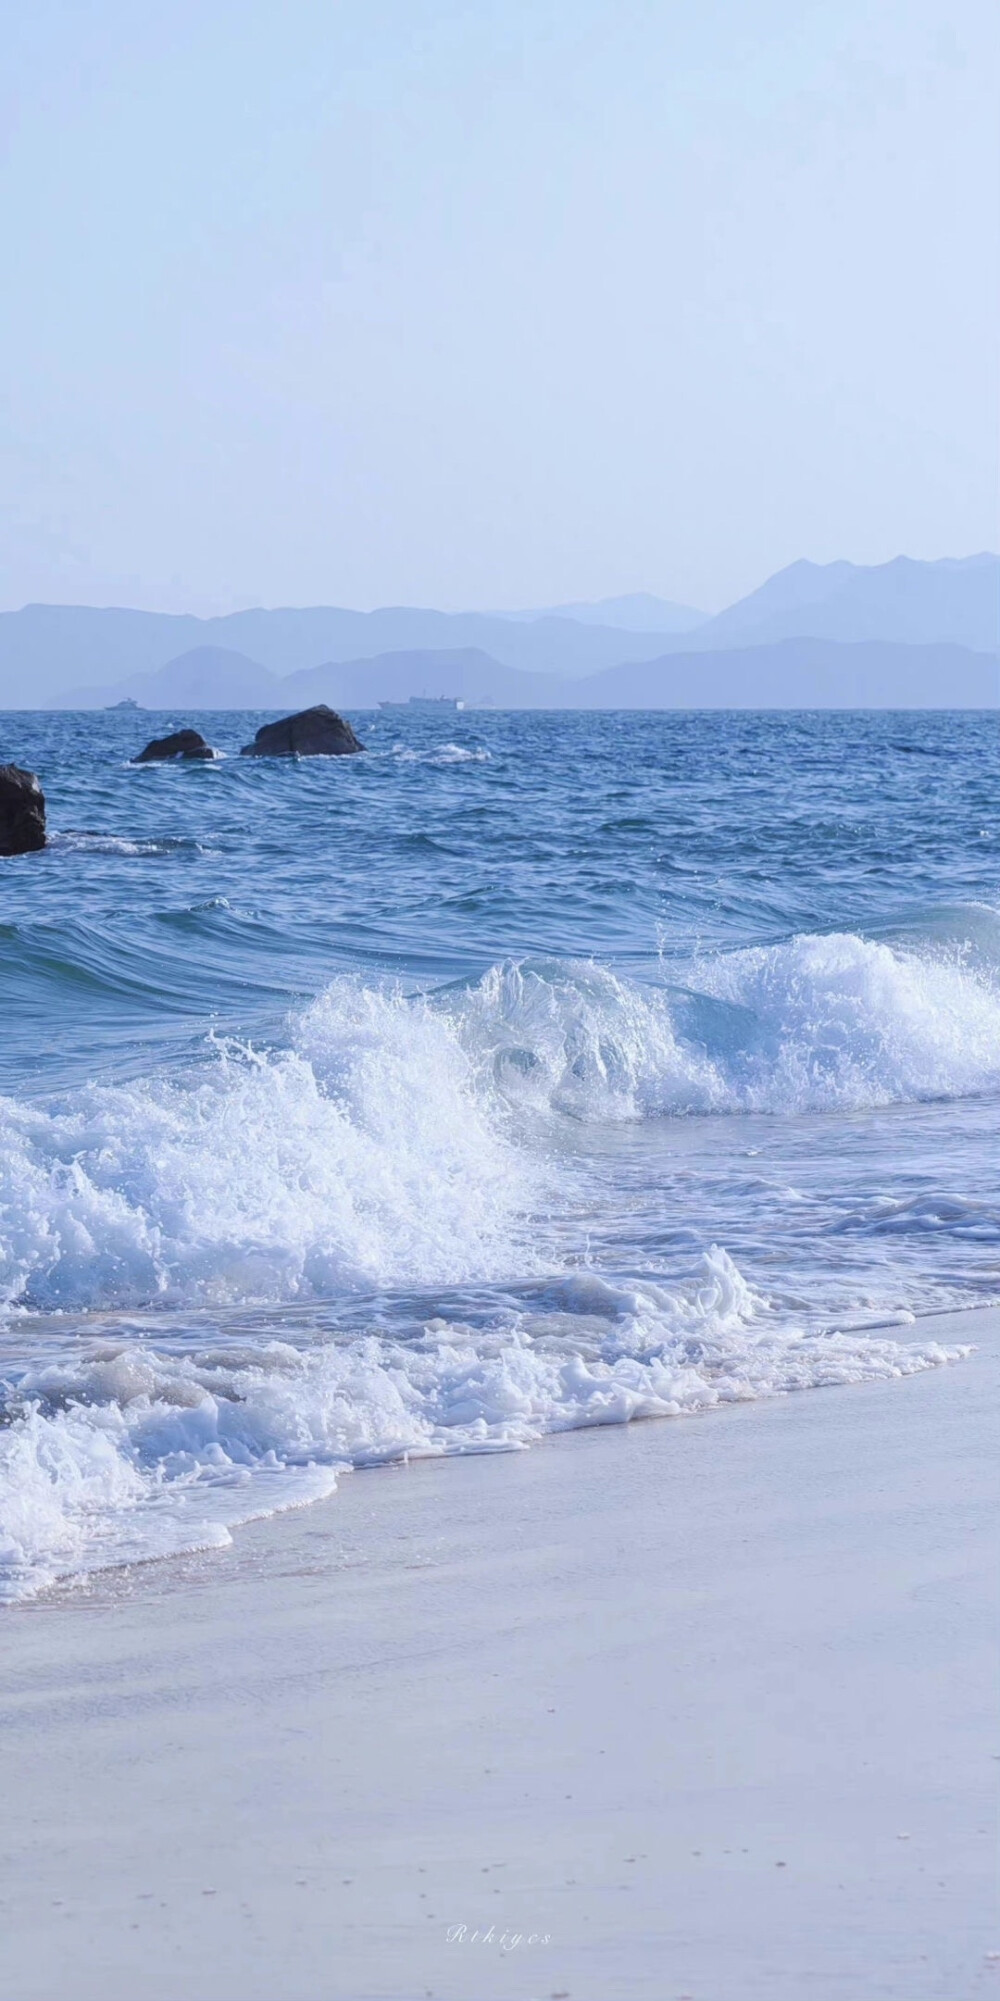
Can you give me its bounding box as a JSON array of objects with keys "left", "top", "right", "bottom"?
[{"left": 0, "top": 1307, "right": 995, "bottom": 2000}]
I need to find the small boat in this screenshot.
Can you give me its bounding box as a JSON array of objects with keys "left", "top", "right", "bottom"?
[{"left": 378, "top": 694, "right": 465, "bottom": 713}]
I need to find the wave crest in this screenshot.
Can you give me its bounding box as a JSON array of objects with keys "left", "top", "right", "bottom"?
[
  {"left": 454, "top": 937, "right": 1000, "bottom": 1120},
  {"left": 0, "top": 935, "right": 997, "bottom": 1316},
  {"left": 0, "top": 981, "right": 535, "bottom": 1313}
]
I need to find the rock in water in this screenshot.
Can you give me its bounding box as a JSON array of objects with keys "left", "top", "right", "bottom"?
[
  {"left": 240, "top": 705, "right": 363, "bottom": 758},
  {"left": 133, "top": 729, "right": 217, "bottom": 762},
  {"left": 0, "top": 765, "right": 46, "bottom": 855}
]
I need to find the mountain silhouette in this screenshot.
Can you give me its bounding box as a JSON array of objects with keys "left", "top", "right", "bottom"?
[
  {"left": 3, "top": 553, "right": 997, "bottom": 708},
  {"left": 669, "top": 554, "right": 1000, "bottom": 653},
  {"left": 55, "top": 637, "right": 997, "bottom": 712}
]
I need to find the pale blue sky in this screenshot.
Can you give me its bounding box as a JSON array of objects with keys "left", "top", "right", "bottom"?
[{"left": 2, "top": 0, "right": 996, "bottom": 614}]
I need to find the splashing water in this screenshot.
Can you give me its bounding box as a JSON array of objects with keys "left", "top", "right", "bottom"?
[{"left": 1, "top": 708, "right": 996, "bottom": 1597}]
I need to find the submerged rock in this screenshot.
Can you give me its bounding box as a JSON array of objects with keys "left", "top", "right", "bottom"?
[
  {"left": 240, "top": 705, "right": 363, "bottom": 758},
  {"left": 0, "top": 764, "right": 46, "bottom": 855},
  {"left": 133, "top": 729, "right": 217, "bottom": 763}
]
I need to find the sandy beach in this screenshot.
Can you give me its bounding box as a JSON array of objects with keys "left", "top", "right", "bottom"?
[
  {"left": 1, "top": 1305, "right": 995, "bottom": 2001},
  {"left": 4, "top": 5, "right": 997, "bottom": 1992}
]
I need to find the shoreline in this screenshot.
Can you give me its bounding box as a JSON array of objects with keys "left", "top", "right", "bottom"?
[{"left": 1, "top": 1303, "right": 996, "bottom": 1999}]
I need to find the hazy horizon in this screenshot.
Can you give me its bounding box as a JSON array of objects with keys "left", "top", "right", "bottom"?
[
  {"left": 3, "top": 548, "right": 999, "bottom": 623},
  {"left": 2, "top": 548, "right": 996, "bottom": 710},
  {"left": 3, "top": 1, "right": 997, "bottom": 618}
]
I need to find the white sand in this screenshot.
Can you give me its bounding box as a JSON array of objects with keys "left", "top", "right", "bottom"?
[{"left": 0, "top": 1306, "right": 996, "bottom": 2001}]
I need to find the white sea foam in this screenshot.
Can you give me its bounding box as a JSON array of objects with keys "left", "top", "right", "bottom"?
[
  {"left": 388, "top": 742, "right": 491, "bottom": 764},
  {"left": 455, "top": 938, "right": 1000, "bottom": 1120},
  {"left": 692, "top": 932, "right": 1000, "bottom": 1111},
  {"left": 0, "top": 1249, "right": 964, "bottom": 1600},
  {"left": 1, "top": 939, "right": 998, "bottom": 1316},
  {"left": 0, "top": 981, "right": 537, "bottom": 1314},
  {"left": 46, "top": 832, "right": 209, "bottom": 857}
]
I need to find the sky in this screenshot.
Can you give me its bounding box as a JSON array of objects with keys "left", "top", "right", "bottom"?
[{"left": 1, "top": 0, "right": 997, "bottom": 616}]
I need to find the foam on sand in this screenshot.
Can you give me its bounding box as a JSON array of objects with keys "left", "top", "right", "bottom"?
[{"left": 0, "top": 1250, "right": 965, "bottom": 1600}]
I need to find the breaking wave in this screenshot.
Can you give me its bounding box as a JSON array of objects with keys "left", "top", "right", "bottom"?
[
  {"left": 0, "top": 981, "right": 537, "bottom": 1314},
  {"left": 458, "top": 935, "right": 1000, "bottom": 1120},
  {"left": 1, "top": 934, "right": 999, "bottom": 1317}
]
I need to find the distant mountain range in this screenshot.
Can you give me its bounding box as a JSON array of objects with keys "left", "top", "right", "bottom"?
[
  {"left": 494, "top": 592, "right": 707, "bottom": 633},
  {"left": 64, "top": 646, "right": 550, "bottom": 712},
  {"left": 3, "top": 603, "right": 673, "bottom": 705},
  {"left": 72, "top": 646, "right": 281, "bottom": 710},
  {"left": 574, "top": 638, "right": 998, "bottom": 709},
  {"left": 677, "top": 553, "right": 1000, "bottom": 653},
  {"left": 0, "top": 553, "right": 995, "bottom": 709},
  {"left": 54, "top": 637, "right": 998, "bottom": 714}
]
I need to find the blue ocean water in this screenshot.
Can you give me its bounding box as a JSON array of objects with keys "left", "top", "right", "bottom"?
[{"left": 1, "top": 706, "right": 998, "bottom": 1597}]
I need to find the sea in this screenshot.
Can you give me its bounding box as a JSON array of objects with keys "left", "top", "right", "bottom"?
[{"left": 1, "top": 705, "right": 998, "bottom": 1600}]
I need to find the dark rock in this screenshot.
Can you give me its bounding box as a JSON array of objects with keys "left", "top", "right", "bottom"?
[
  {"left": 133, "top": 729, "right": 217, "bottom": 763},
  {"left": 0, "top": 765, "right": 46, "bottom": 855},
  {"left": 240, "top": 705, "right": 363, "bottom": 758}
]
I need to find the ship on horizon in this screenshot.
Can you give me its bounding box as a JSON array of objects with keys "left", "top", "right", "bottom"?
[{"left": 377, "top": 694, "right": 466, "bottom": 713}]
